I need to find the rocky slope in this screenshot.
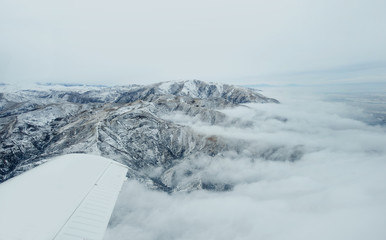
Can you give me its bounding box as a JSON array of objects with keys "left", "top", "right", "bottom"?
[{"left": 0, "top": 80, "right": 281, "bottom": 192}]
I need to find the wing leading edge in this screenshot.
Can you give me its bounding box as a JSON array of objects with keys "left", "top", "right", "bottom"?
[{"left": 0, "top": 154, "right": 128, "bottom": 240}]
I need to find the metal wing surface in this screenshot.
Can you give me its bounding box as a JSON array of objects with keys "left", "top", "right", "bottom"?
[{"left": 0, "top": 154, "right": 128, "bottom": 240}]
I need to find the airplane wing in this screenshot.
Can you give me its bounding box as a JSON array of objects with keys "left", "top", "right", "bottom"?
[{"left": 0, "top": 154, "right": 128, "bottom": 240}]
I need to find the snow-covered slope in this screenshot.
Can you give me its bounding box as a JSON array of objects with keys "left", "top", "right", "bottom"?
[{"left": 0, "top": 80, "right": 279, "bottom": 191}]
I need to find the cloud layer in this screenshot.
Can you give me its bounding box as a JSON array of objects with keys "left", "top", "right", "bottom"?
[
  {"left": 104, "top": 90, "right": 386, "bottom": 240},
  {"left": 1, "top": 0, "right": 386, "bottom": 85}
]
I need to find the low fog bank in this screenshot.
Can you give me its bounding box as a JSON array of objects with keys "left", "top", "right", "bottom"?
[{"left": 105, "top": 89, "right": 386, "bottom": 240}]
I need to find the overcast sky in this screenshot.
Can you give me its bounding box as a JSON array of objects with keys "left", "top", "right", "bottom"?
[{"left": 1, "top": 0, "right": 385, "bottom": 86}]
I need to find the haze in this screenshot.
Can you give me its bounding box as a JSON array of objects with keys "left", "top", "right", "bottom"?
[{"left": 1, "top": 0, "right": 385, "bottom": 86}]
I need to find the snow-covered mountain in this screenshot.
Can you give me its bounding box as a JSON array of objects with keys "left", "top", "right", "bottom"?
[{"left": 0, "top": 80, "right": 280, "bottom": 191}]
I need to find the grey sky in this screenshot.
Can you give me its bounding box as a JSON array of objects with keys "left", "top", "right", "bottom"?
[{"left": 1, "top": 0, "right": 385, "bottom": 85}]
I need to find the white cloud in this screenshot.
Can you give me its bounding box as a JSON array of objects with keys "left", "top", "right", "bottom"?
[{"left": 104, "top": 90, "right": 386, "bottom": 239}]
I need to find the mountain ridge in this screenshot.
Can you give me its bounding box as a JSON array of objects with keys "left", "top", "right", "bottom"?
[{"left": 0, "top": 80, "right": 282, "bottom": 192}]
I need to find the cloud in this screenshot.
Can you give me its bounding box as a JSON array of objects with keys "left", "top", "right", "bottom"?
[
  {"left": 104, "top": 89, "right": 386, "bottom": 239},
  {"left": 1, "top": 0, "right": 386, "bottom": 85}
]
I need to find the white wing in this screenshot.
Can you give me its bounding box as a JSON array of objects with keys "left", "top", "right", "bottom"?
[{"left": 0, "top": 154, "right": 128, "bottom": 240}]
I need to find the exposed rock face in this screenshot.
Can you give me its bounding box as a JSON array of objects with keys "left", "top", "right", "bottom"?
[{"left": 0, "top": 80, "right": 279, "bottom": 192}]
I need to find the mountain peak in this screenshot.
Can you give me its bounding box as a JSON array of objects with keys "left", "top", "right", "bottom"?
[{"left": 0, "top": 80, "right": 279, "bottom": 191}]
